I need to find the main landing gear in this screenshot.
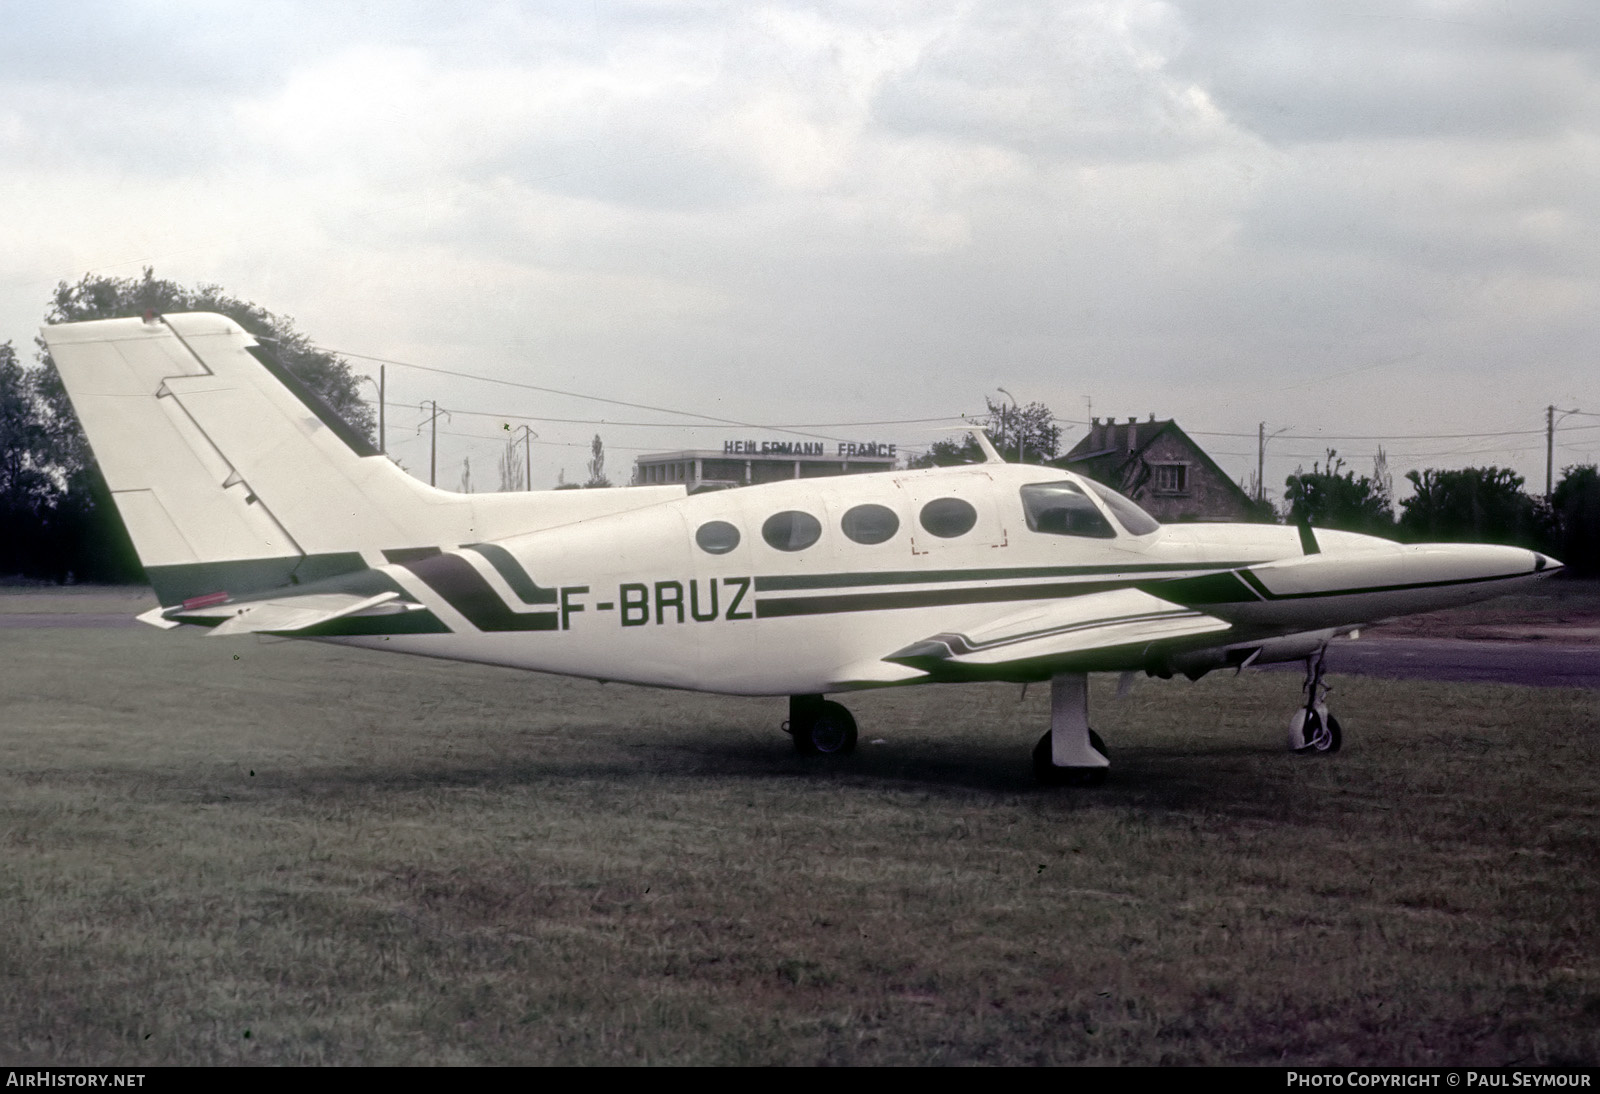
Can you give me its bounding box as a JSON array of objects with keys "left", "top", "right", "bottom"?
[
  {"left": 1032, "top": 673, "right": 1111, "bottom": 786},
  {"left": 1288, "top": 644, "right": 1342, "bottom": 754},
  {"left": 786, "top": 694, "right": 859, "bottom": 756}
]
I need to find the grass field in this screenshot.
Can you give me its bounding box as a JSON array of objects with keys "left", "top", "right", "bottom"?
[{"left": 2, "top": 590, "right": 1598, "bottom": 1065}]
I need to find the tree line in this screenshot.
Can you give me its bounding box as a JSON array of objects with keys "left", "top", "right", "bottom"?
[
  {"left": 2, "top": 274, "right": 1595, "bottom": 582},
  {"left": 1282, "top": 450, "right": 1599, "bottom": 575}
]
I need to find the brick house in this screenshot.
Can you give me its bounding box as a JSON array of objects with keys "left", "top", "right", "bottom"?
[{"left": 1051, "top": 416, "right": 1257, "bottom": 522}]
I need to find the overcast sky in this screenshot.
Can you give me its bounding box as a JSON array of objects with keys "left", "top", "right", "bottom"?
[{"left": 3, "top": 0, "right": 1596, "bottom": 500}]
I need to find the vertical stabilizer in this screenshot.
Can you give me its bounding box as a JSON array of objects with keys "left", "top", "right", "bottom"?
[{"left": 41, "top": 312, "right": 682, "bottom": 604}]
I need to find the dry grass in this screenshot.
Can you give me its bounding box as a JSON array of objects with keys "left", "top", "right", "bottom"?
[{"left": 1, "top": 593, "right": 1598, "bottom": 1065}]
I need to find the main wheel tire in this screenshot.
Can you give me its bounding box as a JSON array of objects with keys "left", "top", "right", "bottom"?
[
  {"left": 1295, "top": 710, "right": 1343, "bottom": 754},
  {"left": 793, "top": 700, "right": 858, "bottom": 756},
  {"left": 1031, "top": 729, "right": 1109, "bottom": 786}
]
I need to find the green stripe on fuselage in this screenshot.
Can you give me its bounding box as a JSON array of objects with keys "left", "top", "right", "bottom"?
[
  {"left": 753, "top": 560, "right": 1261, "bottom": 593},
  {"left": 462, "top": 543, "right": 559, "bottom": 605}
]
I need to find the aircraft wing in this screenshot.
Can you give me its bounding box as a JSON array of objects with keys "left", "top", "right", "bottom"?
[
  {"left": 881, "top": 587, "right": 1230, "bottom": 680},
  {"left": 157, "top": 591, "right": 406, "bottom": 636}
]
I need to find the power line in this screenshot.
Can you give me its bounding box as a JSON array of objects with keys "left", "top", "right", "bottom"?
[
  {"left": 330, "top": 347, "right": 850, "bottom": 443},
  {"left": 329, "top": 341, "right": 1594, "bottom": 465},
  {"left": 378, "top": 399, "right": 973, "bottom": 431}
]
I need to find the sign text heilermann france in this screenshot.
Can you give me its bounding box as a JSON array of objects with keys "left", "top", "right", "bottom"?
[{"left": 722, "top": 440, "right": 897, "bottom": 459}]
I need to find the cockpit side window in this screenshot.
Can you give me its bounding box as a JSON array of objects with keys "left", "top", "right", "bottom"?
[
  {"left": 1020, "top": 482, "right": 1117, "bottom": 539},
  {"left": 1083, "top": 480, "right": 1161, "bottom": 535}
]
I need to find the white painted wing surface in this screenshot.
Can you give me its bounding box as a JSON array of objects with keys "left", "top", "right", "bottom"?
[
  {"left": 181, "top": 592, "right": 402, "bottom": 636},
  {"left": 885, "top": 587, "right": 1230, "bottom": 674}
]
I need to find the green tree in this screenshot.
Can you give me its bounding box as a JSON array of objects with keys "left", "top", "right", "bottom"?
[
  {"left": 41, "top": 268, "right": 375, "bottom": 446},
  {"left": 11, "top": 269, "right": 377, "bottom": 582},
  {"left": 908, "top": 435, "right": 984, "bottom": 468},
  {"left": 1398, "top": 466, "right": 1543, "bottom": 547},
  {"left": 908, "top": 397, "right": 1061, "bottom": 468},
  {"left": 1551, "top": 464, "right": 1600, "bottom": 576},
  {"left": 984, "top": 397, "right": 1060, "bottom": 464},
  {"left": 0, "top": 342, "right": 52, "bottom": 575},
  {"left": 1283, "top": 450, "right": 1395, "bottom": 536}
]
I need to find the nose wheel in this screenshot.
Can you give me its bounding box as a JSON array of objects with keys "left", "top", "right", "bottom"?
[{"left": 1289, "top": 645, "right": 1342, "bottom": 753}]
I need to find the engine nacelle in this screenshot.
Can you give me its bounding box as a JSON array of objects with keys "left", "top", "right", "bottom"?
[{"left": 1151, "top": 628, "right": 1344, "bottom": 680}]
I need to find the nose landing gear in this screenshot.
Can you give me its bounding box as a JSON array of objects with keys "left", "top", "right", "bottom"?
[{"left": 1289, "top": 645, "right": 1342, "bottom": 753}]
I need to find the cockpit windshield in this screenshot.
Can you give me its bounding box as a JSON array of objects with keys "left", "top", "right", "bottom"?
[
  {"left": 1084, "top": 480, "right": 1161, "bottom": 535},
  {"left": 1020, "top": 482, "right": 1117, "bottom": 538}
]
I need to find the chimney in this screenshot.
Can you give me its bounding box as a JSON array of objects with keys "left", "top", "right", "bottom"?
[
  {"left": 1090, "top": 416, "right": 1102, "bottom": 449},
  {"left": 1126, "top": 416, "right": 1138, "bottom": 452}
]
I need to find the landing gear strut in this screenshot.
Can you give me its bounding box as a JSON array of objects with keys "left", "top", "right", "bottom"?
[
  {"left": 1289, "top": 645, "right": 1342, "bottom": 753},
  {"left": 786, "top": 694, "right": 858, "bottom": 755},
  {"left": 1033, "top": 673, "right": 1110, "bottom": 786}
]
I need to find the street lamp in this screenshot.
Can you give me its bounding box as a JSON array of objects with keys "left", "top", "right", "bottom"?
[
  {"left": 1257, "top": 422, "right": 1292, "bottom": 504},
  {"left": 358, "top": 367, "right": 385, "bottom": 454},
  {"left": 997, "top": 387, "right": 1021, "bottom": 463}
]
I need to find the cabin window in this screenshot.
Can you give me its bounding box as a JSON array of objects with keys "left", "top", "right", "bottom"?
[
  {"left": 1020, "top": 482, "right": 1117, "bottom": 539},
  {"left": 919, "top": 497, "right": 978, "bottom": 539},
  {"left": 695, "top": 520, "right": 741, "bottom": 555},
  {"left": 762, "top": 510, "right": 822, "bottom": 551},
  {"left": 1084, "top": 480, "right": 1160, "bottom": 535},
  {"left": 841, "top": 504, "right": 899, "bottom": 545}
]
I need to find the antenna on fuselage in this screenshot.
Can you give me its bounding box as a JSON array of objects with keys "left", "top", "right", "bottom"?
[{"left": 971, "top": 430, "right": 1005, "bottom": 464}]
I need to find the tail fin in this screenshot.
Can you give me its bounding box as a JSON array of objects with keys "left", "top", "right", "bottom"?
[{"left": 41, "top": 312, "right": 679, "bottom": 605}]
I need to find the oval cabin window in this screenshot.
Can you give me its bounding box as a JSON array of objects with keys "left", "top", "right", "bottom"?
[
  {"left": 762, "top": 510, "right": 823, "bottom": 552},
  {"left": 918, "top": 497, "right": 978, "bottom": 539},
  {"left": 841, "top": 504, "right": 899, "bottom": 545},
  {"left": 695, "top": 520, "right": 742, "bottom": 555}
]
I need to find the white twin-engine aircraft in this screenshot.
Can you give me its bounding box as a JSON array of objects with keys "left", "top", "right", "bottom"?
[{"left": 43, "top": 313, "right": 1561, "bottom": 784}]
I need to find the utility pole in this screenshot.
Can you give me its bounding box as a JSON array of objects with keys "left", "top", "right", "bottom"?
[
  {"left": 1258, "top": 422, "right": 1265, "bottom": 504},
  {"left": 514, "top": 425, "right": 537, "bottom": 491},
  {"left": 419, "top": 401, "right": 450, "bottom": 487}
]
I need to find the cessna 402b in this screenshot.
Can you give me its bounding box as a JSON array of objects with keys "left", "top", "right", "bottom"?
[{"left": 41, "top": 313, "right": 1562, "bottom": 784}]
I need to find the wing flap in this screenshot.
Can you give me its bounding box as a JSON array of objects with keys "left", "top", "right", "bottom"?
[{"left": 885, "top": 587, "right": 1229, "bottom": 677}]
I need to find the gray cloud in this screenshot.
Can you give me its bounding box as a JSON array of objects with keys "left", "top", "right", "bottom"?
[
  {"left": 1169, "top": 0, "right": 1600, "bottom": 143},
  {"left": 3, "top": 0, "right": 1596, "bottom": 492}
]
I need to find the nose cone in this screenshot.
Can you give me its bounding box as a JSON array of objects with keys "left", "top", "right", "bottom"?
[{"left": 1532, "top": 551, "right": 1564, "bottom": 576}]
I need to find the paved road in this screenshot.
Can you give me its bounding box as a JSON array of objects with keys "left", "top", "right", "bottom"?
[
  {"left": 1316, "top": 637, "right": 1600, "bottom": 689},
  {"left": 0, "top": 613, "right": 143, "bottom": 629}
]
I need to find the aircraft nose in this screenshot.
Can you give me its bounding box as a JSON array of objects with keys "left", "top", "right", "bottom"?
[{"left": 1532, "top": 551, "right": 1564, "bottom": 575}]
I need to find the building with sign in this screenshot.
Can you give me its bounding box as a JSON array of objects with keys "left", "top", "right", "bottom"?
[{"left": 634, "top": 439, "right": 899, "bottom": 492}]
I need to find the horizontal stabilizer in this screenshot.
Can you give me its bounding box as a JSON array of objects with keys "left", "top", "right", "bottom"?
[
  {"left": 886, "top": 587, "right": 1229, "bottom": 677},
  {"left": 177, "top": 591, "right": 403, "bottom": 636},
  {"left": 136, "top": 606, "right": 182, "bottom": 630}
]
